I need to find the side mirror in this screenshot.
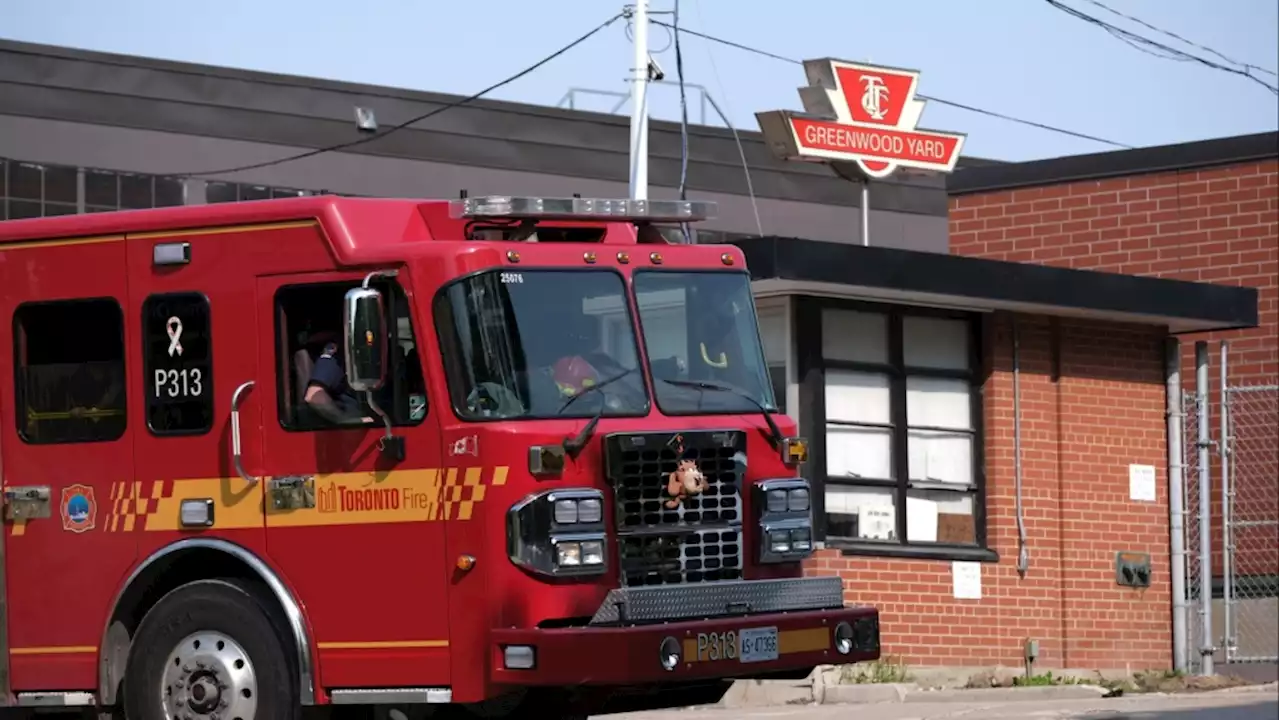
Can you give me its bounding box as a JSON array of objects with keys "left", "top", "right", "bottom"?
[{"left": 343, "top": 287, "right": 388, "bottom": 392}]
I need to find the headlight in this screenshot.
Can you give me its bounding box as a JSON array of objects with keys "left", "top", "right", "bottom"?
[
  {"left": 553, "top": 496, "right": 603, "bottom": 525},
  {"left": 508, "top": 488, "right": 608, "bottom": 578},
  {"left": 754, "top": 479, "right": 814, "bottom": 564}
]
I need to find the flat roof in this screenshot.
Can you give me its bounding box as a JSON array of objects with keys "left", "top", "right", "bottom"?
[
  {"left": 948, "top": 131, "right": 1279, "bottom": 196},
  {"left": 0, "top": 38, "right": 990, "bottom": 217},
  {"left": 735, "top": 236, "right": 1258, "bottom": 334}
]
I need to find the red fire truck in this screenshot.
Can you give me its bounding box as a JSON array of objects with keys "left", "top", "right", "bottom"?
[{"left": 0, "top": 194, "right": 879, "bottom": 719}]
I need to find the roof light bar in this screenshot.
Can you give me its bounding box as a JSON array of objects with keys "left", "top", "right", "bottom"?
[{"left": 450, "top": 196, "right": 717, "bottom": 223}]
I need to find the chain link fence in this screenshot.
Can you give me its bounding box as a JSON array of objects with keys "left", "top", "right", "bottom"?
[
  {"left": 1223, "top": 384, "right": 1279, "bottom": 664},
  {"left": 1179, "top": 342, "right": 1278, "bottom": 675},
  {"left": 1180, "top": 390, "right": 1208, "bottom": 674}
]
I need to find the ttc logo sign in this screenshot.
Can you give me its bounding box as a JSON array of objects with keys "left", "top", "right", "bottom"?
[{"left": 756, "top": 59, "right": 966, "bottom": 179}]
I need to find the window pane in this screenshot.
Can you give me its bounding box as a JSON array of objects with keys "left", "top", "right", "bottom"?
[
  {"left": 238, "top": 184, "right": 270, "bottom": 201},
  {"left": 826, "top": 425, "right": 892, "bottom": 480},
  {"left": 904, "top": 316, "right": 970, "bottom": 370},
  {"left": 825, "top": 369, "right": 890, "bottom": 425},
  {"left": 769, "top": 365, "right": 786, "bottom": 415},
  {"left": 907, "top": 489, "right": 975, "bottom": 544},
  {"left": 85, "top": 170, "right": 119, "bottom": 208},
  {"left": 8, "top": 201, "right": 41, "bottom": 219},
  {"left": 279, "top": 280, "right": 427, "bottom": 429},
  {"left": 205, "top": 182, "right": 237, "bottom": 204},
  {"left": 906, "top": 376, "right": 972, "bottom": 430},
  {"left": 120, "top": 173, "right": 154, "bottom": 209},
  {"left": 822, "top": 309, "right": 887, "bottom": 364},
  {"left": 155, "top": 177, "right": 186, "bottom": 207},
  {"left": 144, "top": 293, "right": 214, "bottom": 435},
  {"left": 634, "top": 271, "right": 774, "bottom": 416},
  {"left": 825, "top": 485, "right": 896, "bottom": 541},
  {"left": 908, "top": 430, "right": 973, "bottom": 485},
  {"left": 757, "top": 305, "right": 787, "bottom": 366},
  {"left": 44, "top": 165, "right": 77, "bottom": 205},
  {"left": 14, "top": 299, "right": 127, "bottom": 444},
  {"left": 10, "top": 164, "right": 41, "bottom": 200}
]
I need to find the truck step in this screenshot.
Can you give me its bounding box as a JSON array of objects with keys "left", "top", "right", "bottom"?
[{"left": 329, "top": 688, "right": 452, "bottom": 705}]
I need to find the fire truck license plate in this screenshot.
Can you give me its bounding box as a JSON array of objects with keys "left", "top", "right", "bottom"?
[{"left": 738, "top": 626, "right": 779, "bottom": 663}]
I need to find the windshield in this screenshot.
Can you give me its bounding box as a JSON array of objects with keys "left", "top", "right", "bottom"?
[
  {"left": 633, "top": 270, "right": 775, "bottom": 415},
  {"left": 434, "top": 269, "right": 649, "bottom": 420}
]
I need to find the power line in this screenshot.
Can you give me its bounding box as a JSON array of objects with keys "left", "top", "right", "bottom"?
[
  {"left": 1077, "top": 0, "right": 1278, "bottom": 78},
  {"left": 688, "top": 0, "right": 764, "bottom": 236},
  {"left": 647, "top": 19, "right": 1132, "bottom": 150},
  {"left": 172, "top": 13, "right": 625, "bottom": 178},
  {"left": 1044, "top": 0, "right": 1279, "bottom": 95}
]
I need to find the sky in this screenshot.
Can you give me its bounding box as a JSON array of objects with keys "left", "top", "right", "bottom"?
[{"left": 4, "top": 0, "right": 1278, "bottom": 162}]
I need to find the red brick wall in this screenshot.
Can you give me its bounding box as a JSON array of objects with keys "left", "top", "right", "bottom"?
[
  {"left": 949, "top": 159, "right": 1279, "bottom": 580},
  {"left": 949, "top": 159, "right": 1278, "bottom": 383},
  {"left": 805, "top": 315, "right": 1172, "bottom": 671}
]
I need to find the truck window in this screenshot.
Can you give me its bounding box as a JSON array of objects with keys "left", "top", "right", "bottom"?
[
  {"left": 633, "top": 270, "right": 776, "bottom": 416},
  {"left": 433, "top": 269, "right": 647, "bottom": 420},
  {"left": 143, "top": 292, "right": 213, "bottom": 436},
  {"left": 12, "top": 298, "right": 127, "bottom": 444},
  {"left": 275, "top": 279, "right": 427, "bottom": 431}
]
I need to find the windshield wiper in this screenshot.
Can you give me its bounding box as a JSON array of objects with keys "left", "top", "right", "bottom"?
[
  {"left": 655, "top": 377, "right": 784, "bottom": 450},
  {"left": 559, "top": 367, "right": 638, "bottom": 459}
]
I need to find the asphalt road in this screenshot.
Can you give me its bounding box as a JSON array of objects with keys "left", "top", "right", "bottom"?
[{"left": 603, "top": 686, "right": 1279, "bottom": 720}]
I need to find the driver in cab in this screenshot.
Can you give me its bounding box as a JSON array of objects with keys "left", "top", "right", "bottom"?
[{"left": 305, "top": 341, "right": 367, "bottom": 425}]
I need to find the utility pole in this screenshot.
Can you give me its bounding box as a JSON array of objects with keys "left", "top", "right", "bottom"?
[{"left": 627, "top": 0, "right": 650, "bottom": 200}]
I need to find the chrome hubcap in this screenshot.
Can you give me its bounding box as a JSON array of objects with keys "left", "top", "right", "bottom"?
[{"left": 161, "top": 631, "right": 257, "bottom": 720}]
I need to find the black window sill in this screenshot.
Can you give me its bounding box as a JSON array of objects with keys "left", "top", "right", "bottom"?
[{"left": 826, "top": 541, "right": 1000, "bottom": 563}]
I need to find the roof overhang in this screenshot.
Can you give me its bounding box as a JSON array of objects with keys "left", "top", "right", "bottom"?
[{"left": 734, "top": 236, "right": 1258, "bottom": 334}]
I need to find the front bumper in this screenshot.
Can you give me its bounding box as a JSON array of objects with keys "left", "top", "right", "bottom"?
[{"left": 489, "top": 605, "right": 880, "bottom": 686}]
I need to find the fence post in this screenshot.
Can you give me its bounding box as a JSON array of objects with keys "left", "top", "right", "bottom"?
[
  {"left": 1166, "top": 338, "right": 1188, "bottom": 673},
  {"left": 1195, "top": 341, "right": 1215, "bottom": 675},
  {"left": 1219, "top": 340, "right": 1232, "bottom": 663}
]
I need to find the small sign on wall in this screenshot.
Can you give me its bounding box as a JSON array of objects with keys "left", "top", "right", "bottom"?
[
  {"left": 1129, "top": 464, "right": 1157, "bottom": 503},
  {"left": 952, "top": 561, "right": 982, "bottom": 600}
]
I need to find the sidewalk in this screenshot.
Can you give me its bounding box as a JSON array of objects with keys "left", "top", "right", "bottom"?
[{"left": 717, "top": 665, "right": 1277, "bottom": 709}]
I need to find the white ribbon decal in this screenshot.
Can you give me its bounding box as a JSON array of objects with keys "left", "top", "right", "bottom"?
[{"left": 166, "top": 317, "right": 184, "bottom": 357}]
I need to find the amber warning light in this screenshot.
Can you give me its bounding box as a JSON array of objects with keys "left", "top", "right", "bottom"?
[{"left": 450, "top": 196, "right": 717, "bottom": 224}]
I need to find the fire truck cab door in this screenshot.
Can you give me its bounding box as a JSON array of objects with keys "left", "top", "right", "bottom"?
[{"left": 253, "top": 271, "right": 451, "bottom": 689}]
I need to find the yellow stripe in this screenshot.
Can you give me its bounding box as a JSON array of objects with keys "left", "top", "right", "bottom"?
[
  {"left": 0, "top": 235, "right": 123, "bottom": 251},
  {"left": 778, "top": 627, "right": 830, "bottom": 654},
  {"left": 11, "top": 646, "right": 97, "bottom": 655},
  {"left": 128, "top": 466, "right": 510, "bottom": 532},
  {"left": 129, "top": 220, "right": 318, "bottom": 240},
  {"left": 317, "top": 640, "right": 448, "bottom": 650}
]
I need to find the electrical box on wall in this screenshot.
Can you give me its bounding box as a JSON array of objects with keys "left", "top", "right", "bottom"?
[{"left": 1115, "top": 551, "right": 1152, "bottom": 588}]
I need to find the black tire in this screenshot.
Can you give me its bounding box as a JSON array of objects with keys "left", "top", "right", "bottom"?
[{"left": 122, "top": 578, "right": 300, "bottom": 720}]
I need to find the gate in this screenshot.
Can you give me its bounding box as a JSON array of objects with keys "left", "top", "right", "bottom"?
[
  {"left": 1222, "top": 383, "right": 1279, "bottom": 664},
  {"left": 1179, "top": 340, "right": 1279, "bottom": 674}
]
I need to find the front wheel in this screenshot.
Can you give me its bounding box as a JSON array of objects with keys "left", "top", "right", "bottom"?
[{"left": 122, "top": 578, "right": 299, "bottom": 720}]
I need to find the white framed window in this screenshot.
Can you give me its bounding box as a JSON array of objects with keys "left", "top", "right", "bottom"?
[{"left": 819, "top": 307, "right": 983, "bottom": 550}]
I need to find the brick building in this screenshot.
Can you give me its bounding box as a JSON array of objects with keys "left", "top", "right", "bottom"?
[{"left": 944, "top": 132, "right": 1277, "bottom": 672}]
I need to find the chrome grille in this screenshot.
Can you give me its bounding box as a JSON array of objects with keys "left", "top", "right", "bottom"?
[{"left": 603, "top": 430, "right": 746, "bottom": 587}]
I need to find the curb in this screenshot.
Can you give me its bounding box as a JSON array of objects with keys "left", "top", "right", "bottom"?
[
  {"left": 725, "top": 679, "right": 1116, "bottom": 707},
  {"left": 901, "top": 685, "right": 1113, "bottom": 704}
]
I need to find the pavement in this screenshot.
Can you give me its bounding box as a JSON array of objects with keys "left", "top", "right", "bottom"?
[{"left": 602, "top": 683, "right": 1280, "bottom": 719}]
